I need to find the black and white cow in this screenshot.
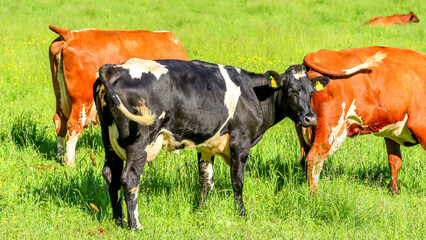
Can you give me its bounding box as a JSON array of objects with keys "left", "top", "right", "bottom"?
[{"left": 94, "top": 58, "right": 329, "bottom": 229}]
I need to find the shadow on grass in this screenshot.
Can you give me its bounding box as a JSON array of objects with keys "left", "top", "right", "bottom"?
[
  {"left": 31, "top": 165, "right": 111, "bottom": 222},
  {"left": 8, "top": 113, "right": 103, "bottom": 161}
]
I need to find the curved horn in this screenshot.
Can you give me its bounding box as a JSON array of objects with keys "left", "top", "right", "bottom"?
[{"left": 304, "top": 52, "right": 386, "bottom": 77}]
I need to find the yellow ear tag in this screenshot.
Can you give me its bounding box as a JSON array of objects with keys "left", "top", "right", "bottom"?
[
  {"left": 270, "top": 75, "right": 277, "bottom": 88},
  {"left": 315, "top": 81, "right": 324, "bottom": 91}
]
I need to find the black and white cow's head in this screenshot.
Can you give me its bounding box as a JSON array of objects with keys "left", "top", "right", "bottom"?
[{"left": 266, "top": 64, "right": 329, "bottom": 127}]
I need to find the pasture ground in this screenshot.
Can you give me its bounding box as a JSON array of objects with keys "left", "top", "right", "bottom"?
[{"left": 0, "top": 0, "right": 425, "bottom": 238}]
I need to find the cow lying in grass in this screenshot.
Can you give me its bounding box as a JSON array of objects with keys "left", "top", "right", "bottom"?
[{"left": 93, "top": 58, "right": 331, "bottom": 229}]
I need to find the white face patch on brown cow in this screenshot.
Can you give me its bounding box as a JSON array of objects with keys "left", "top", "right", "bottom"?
[
  {"left": 373, "top": 114, "right": 417, "bottom": 146},
  {"left": 120, "top": 58, "right": 168, "bottom": 80}
]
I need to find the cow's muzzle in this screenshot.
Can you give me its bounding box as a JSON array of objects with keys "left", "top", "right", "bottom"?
[{"left": 301, "top": 115, "right": 317, "bottom": 127}]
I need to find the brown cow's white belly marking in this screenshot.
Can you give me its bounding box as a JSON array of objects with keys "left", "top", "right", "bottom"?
[
  {"left": 373, "top": 114, "right": 417, "bottom": 146},
  {"left": 56, "top": 54, "right": 72, "bottom": 118},
  {"left": 108, "top": 123, "right": 127, "bottom": 161}
]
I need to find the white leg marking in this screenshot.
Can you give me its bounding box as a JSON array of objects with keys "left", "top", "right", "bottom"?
[
  {"left": 65, "top": 131, "right": 79, "bottom": 167},
  {"left": 132, "top": 203, "right": 143, "bottom": 230},
  {"left": 78, "top": 104, "right": 87, "bottom": 128},
  {"left": 312, "top": 161, "right": 324, "bottom": 186},
  {"left": 120, "top": 58, "right": 168, "bottom": 80}
]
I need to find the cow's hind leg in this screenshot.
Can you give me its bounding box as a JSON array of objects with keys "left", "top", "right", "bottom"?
[
  {"left": 103, "top": 153, "right": 125, "bottom": 225},
  {"left": 384, "top": 138, "right": 402, "bottom": 193},
  {"left": 121, "top": 144, "right": 148, "bottom": 230},
  {"left": 53, "top": 112, "right": 68, "bottom": 161},
  {"left": 197, "top": 151, "right": 214, "bottom": 209},
  {"left": 64, "top": 101, "right": 92, "bottom": 167}
]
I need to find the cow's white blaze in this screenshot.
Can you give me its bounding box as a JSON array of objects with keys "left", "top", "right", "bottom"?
[
  {"left": 65, "top": 130, "right": 79, "bottom": 167},
  {"left": 120, "top": 58, "right": 168, "bottom": 80},
  {"left": 234, "top": 67, "right": 241, "bottom": 74},
  {"left": 108, "top": 123, "right": 127, "bottom": 161},
  {"left": 373, "top": 114, "right": 416, "bottom": 146},
  {"left": 293, "top": 70, "right": 306, "bottom": 80},
  {"left": 132, "top": 202, "right": 142, "bottom": 230}
]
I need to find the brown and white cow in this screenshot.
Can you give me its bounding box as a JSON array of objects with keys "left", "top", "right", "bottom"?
[
  {"left": 296, "top": 46, "right": 426, "bottom": 192},
  {"left": 366, "top": 11, "right": 419, "bottom": 26},
  {"left": 48, "top": 26, "right": 188, "bottom": 167}
]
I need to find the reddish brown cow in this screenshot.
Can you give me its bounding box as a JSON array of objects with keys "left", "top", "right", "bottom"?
[
  {"left": 296, "top": 46, "right": 426, "bottom": 192},
  {"left": 366, "top": 11, "right": 419, "bottom": 26},
  {"left": 49, "top": 26, "right": 188, "bottom": 167}
]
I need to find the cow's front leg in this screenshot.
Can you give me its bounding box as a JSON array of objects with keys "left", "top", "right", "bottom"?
[
  {"left": 306, "top": 144, "right": 328, "bottom": 193},
  {"left": 102, "top": 151, "right": 125, "bottom": 226},
  {"left": 384, "top": 138, "right": 402, "bottom": 193},
  {"left": 121, "top": 144, "right": 146, "bottom": 230},
  {"left": 197, "top": 151, "right": 214, "bottom": 209},
  {"left": 229, "top": 144, "right": 250, "bottom": 216}
]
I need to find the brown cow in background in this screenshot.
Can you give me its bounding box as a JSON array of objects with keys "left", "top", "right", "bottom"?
[
  {"left": 49, "top": 26, "right": 188, "bottom": 167},
  {"left": 366, "top": 11, "right": 419, "bottom": 26},
  {"left": 297, "top": 46, "right": 426, "bottom": 193}
]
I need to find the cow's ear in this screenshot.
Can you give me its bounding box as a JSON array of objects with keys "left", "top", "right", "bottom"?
[
  {"left": 265, "top": 71, "right": 282, "bottom": 89},
  {"left": 310, "top": 76, "right": 330, "bottom": 92}
]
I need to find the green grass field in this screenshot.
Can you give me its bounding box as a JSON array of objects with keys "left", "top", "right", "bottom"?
[{"left": 0, "top": 0, "right": 425, "bottom": 238}]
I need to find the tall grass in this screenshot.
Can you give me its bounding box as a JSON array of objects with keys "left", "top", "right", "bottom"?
[{"left": 0, "top": 0, "right": 425, "bottom": 238}]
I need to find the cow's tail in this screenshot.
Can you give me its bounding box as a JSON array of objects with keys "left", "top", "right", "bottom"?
[
  {"left": 49, "top": 25, "right": 73, "bottom": 41},
  {"left": 98, "top": 65, "right": 156, "bottom": 126},
  {"left": 304, "top": 51, "right": 387, "bottom": 77}
]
